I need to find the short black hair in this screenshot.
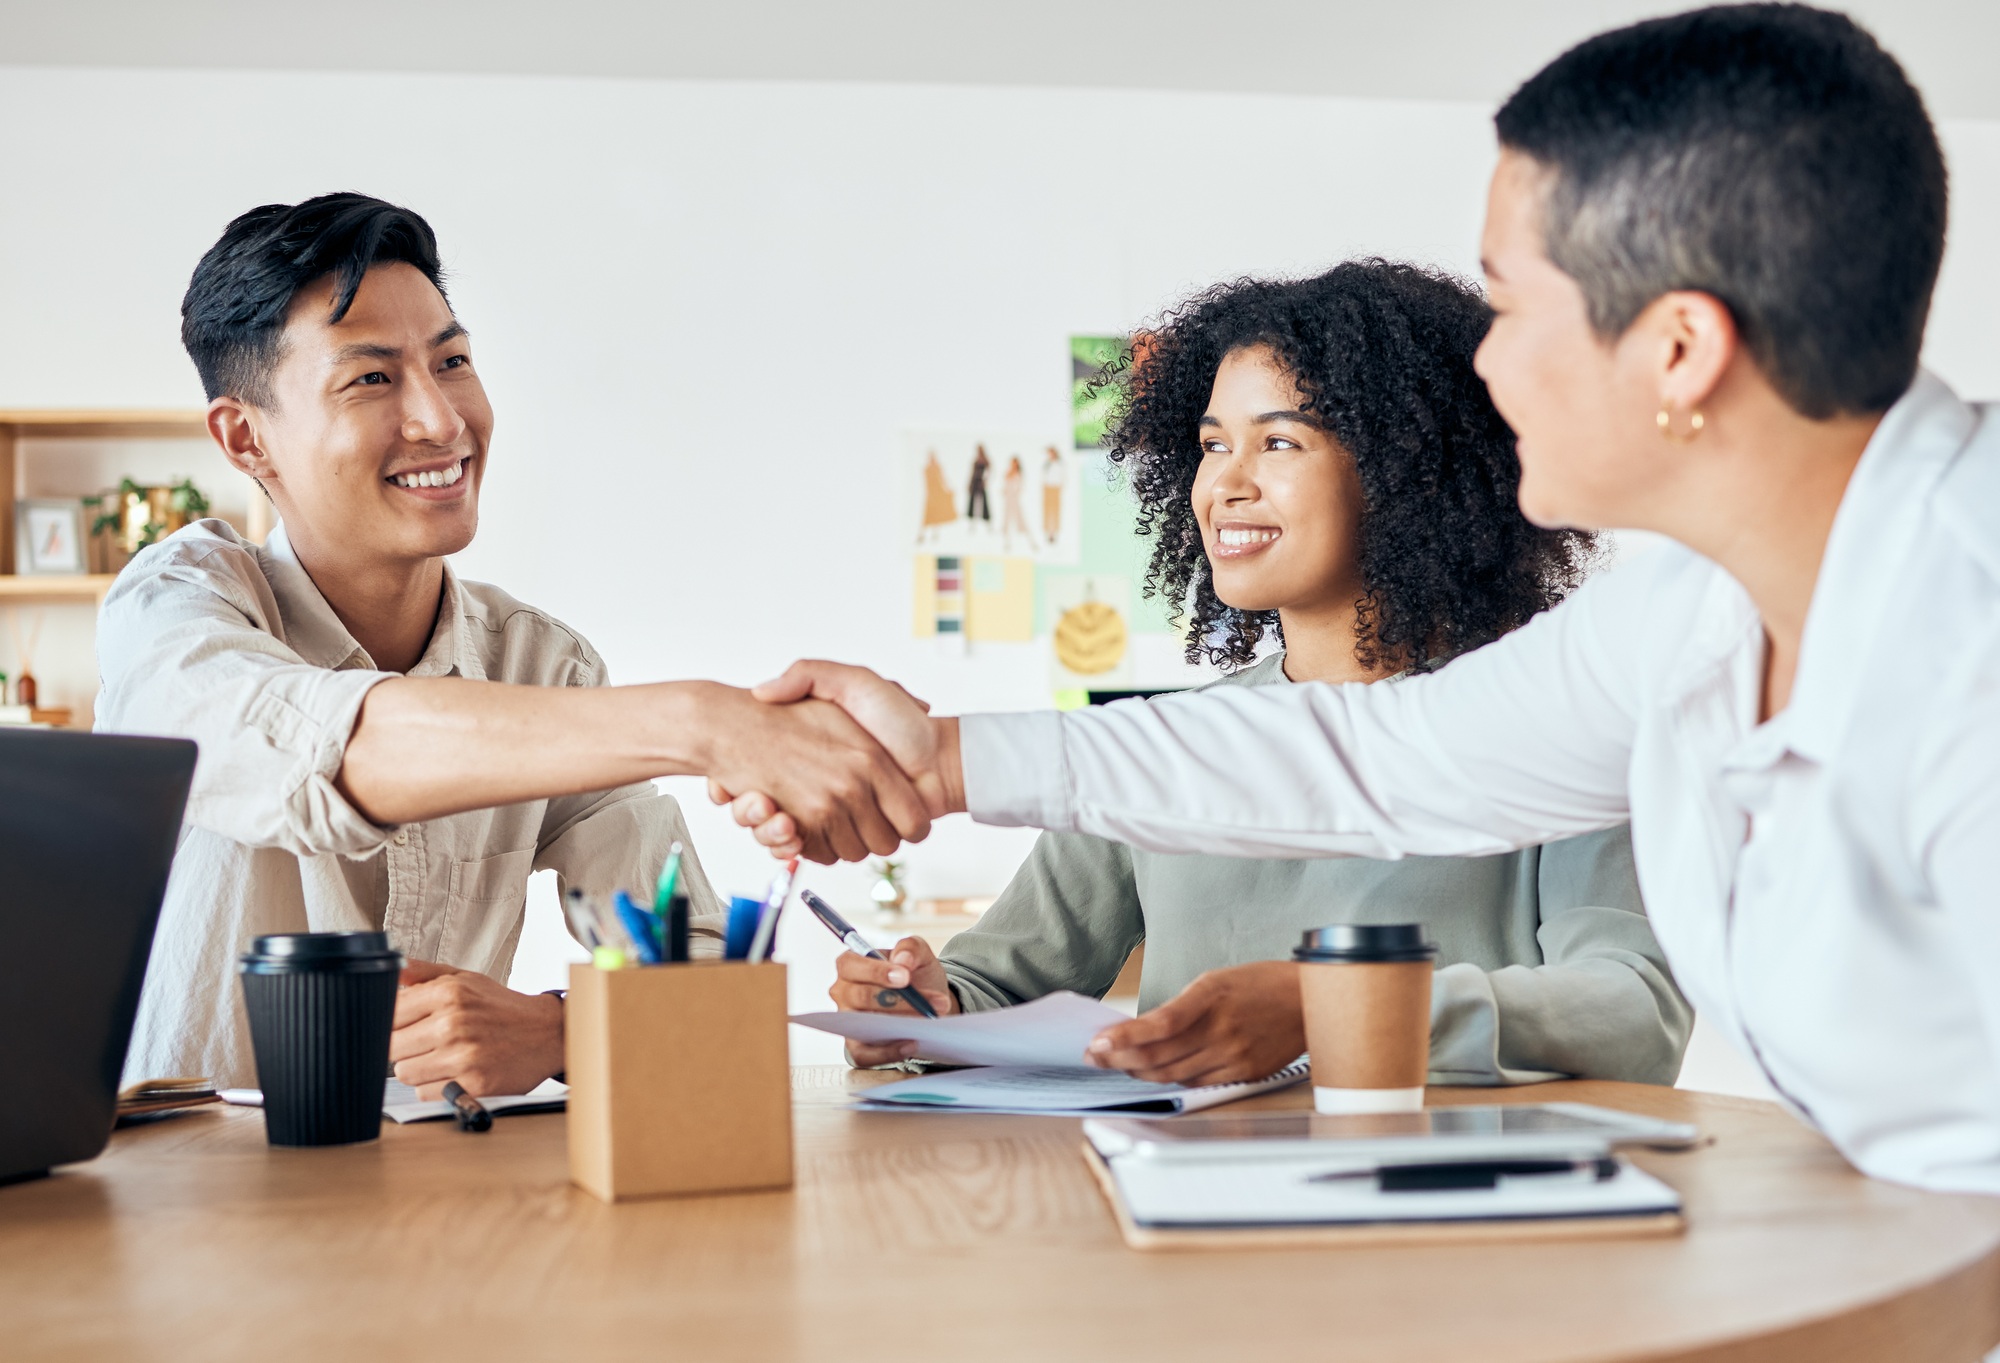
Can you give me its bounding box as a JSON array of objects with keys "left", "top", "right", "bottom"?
[
  {"left": 1104, "top": 260, "right": 1595, "bottom": 673},
  {"left": 1495, "top": 4, "right": 1945, "bottom": 419},
  {"left": 181, "top": 192, "right": 447, "bottom": 407}
]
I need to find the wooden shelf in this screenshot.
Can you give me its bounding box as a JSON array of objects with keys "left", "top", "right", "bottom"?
[
  {"left": 0, "top": 574, "right": 117, "bottom": 602},
  {"left": 0, "top": 410, "right": 216, "bottom": 725},
  {"left": 0, "top": 410, "right": 207, "bottom": 440},
  {"left": 2, "top": 407, "right": 213, "bottom": 578}
]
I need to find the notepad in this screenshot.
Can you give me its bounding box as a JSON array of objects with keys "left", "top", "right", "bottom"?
[
  {"left": 218, "top": 1079, "right": 567, "bottom": 1124},
  {"left": 379, "top": 1079, "right": 567, "bottom": 1124},
  {"left": 857, "top": 1060, "right": 1310, "bottom": 1116},
  {"left": 115, "top": 1076, "right": 221, "bottom": 1124},
  {"left": 1091, "top": 1143, "right": 1682, "bottom": 1232}
]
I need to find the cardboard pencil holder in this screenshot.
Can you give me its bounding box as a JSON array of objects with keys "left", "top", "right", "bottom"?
[{"left": 566, "top": 961, "right": 793, "bottom": 1203}]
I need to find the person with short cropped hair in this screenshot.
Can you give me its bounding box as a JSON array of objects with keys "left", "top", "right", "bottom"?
[
  {"left": 731, "top": 6, "right": 2000, "bottom": 1195},
  {"left": 105, "top": 194, "right": 934, "bottom": 1093}
]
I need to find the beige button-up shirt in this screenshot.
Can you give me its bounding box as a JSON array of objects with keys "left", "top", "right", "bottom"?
[{"left": 98, "top": 519, "right": 720, "bottom": 1088}]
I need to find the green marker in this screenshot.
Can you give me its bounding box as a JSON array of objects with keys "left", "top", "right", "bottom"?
[{"left": 653, "top": 840, "right": 684, "bottom": 914}]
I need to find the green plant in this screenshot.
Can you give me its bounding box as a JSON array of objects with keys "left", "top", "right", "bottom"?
[
  {"left": 91, "top": 478, "right": 211, "bottom": 551},
  {"left": 84, "top": 492, "right": 115, "bottom": 540},
  {"left": 169, "top": 478, "right": 210, "bottom": 516}
]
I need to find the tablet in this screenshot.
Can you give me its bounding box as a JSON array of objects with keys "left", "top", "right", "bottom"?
[{"left": 1084, "top": 1102, "right": 1700, "bottom": 1165}]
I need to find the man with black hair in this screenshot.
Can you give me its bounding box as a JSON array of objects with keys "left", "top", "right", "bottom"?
[
  {"left": 102, "top": 193, "right": 933, "bottom": 1094},
  {"left": 734, "top": 6, "right": 2000, "bottom": 1195}
]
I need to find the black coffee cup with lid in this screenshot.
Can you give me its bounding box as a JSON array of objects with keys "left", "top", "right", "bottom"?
[
  {"left": 238, "top": 932, "right": 403, "bottom": 1147},
  {"left": 1293, "top": 923, "right": 1438, "bottom": 964}
]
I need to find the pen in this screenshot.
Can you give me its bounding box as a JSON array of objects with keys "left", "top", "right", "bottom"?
[
  {"left": 442, "top": 1081, "right": 492, "bottom": 1133},
  {"left": 653, "top": 840, "right": 684, "bottom": 914},
  {"left": 585, "top": 891, "right": 638, "bottom": 968},
  {"left": 747, "top": 857, "right": 797, "bottom": 963},
  {"left": 665, "top": 891, "right": 690, "bottom": 963},
  {"left": 563, "top": 888, "right": 603, "bottom": 948},
  {"left": 614, "top": 890, "right": 664, "bottom": 965},
  {"left": 800, "top": 889, "right": 937, "bottom": 1018},
  {"left": 1308, "top": 1156, "right": 1619, "bottom": 1192}
]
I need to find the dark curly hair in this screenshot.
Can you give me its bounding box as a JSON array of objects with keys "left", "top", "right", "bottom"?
[{"left": 1103, "top": 259, "right": 1596, "bottom": 672}]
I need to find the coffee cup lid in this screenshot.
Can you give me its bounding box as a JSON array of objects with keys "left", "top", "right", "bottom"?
[
  {"left": 239, "top": 931, "right": 402, "bottom": 973},
  {"left": 1293, "top": 923, "right": 1437, "bottom": 963}
]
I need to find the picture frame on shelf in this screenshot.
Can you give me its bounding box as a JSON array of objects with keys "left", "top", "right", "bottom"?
[{"left": 15, "top": 499, "right": 87, "bottom": 576}]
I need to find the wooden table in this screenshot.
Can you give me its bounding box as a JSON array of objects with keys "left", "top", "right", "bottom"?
[{"left": 6, "top": 1071, "right": 2000, "bottom": 1363}]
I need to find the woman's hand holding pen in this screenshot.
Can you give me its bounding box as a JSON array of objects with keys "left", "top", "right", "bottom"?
[
  {"left": 1084, "top": 961, "right": 1308, "bottom": 1087},
  {"left": 709, "top": 660, "right": 965, "bottom": 859},
  {"left": 829, "top": 936, "right": 958, "bottom": 1067}
]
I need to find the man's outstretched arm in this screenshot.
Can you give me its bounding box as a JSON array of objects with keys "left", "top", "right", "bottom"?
[{"left": 339, "top": 676, "right": 931, "bottom": 864}]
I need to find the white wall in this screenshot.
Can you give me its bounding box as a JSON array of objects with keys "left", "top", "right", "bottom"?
[
  {"left": 3, "top": 66, "right": 1997, "bottom": 1065},
  {"left": 0, "top": 67, "right": 1508, "bottom": 906}
]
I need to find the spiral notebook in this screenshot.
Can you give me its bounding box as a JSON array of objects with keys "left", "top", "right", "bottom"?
[{"left": 855, "top": 1060, "right": 1311, "bottom": 1116}]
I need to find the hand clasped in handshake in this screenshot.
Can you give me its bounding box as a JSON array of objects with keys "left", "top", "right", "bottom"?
[{"left": 706, "top": 660, "right": 966, "bottom": 864}]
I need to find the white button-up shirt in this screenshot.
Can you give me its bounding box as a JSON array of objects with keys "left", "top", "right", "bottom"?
[
  {"left": 98, "top": 521, "right": 721, "bottom": 1088},
  {"left": 962, "top": 371, "right": 2000, "bottom": 1194}
]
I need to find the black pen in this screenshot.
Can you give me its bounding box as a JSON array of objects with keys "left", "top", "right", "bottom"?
[
  {"left": 800, "top": 889, "right": 938, "bottom": 1019},
  {"left": 442, "top": 1080, "right": 492, "bottom": 1133},
  {"left": 1309, "top": 1156, "right": 1619, "bottom": 1191}
]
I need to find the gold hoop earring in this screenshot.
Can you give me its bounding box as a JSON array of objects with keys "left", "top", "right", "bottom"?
[{"left": 1657, "top": 404, "right": 1705, "bottom": 445}]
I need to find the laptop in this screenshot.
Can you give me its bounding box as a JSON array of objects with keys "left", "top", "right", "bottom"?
[{"left": 0, "top": 727, "right": 196, "bottom": 1185}]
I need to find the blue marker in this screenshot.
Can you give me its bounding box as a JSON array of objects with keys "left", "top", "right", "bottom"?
[
  {"left": 724, "top": 895, "right": 764, "bottom": 961},
  {"left": 613, "top": 890, "right": 663, "bottom": 965}
]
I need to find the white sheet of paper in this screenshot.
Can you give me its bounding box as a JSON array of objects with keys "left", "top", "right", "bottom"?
[{"left": 788, "top": 990, "right": 1130, "bottom": 1068}]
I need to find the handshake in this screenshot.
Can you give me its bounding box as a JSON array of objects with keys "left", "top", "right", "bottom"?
[{"left": 702, "top": 660, "right": 969, "bottom": 864}]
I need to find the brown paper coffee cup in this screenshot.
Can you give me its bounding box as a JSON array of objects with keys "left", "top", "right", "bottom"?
[{"left": 1294, "top": 924, "right": 1437, "bottom": 1115}]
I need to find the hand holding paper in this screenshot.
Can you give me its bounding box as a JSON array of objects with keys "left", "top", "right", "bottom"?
[
  {"left": 791, "top": 991, "right": 1132, "bottom": 1069},
  {"left": 827, "top": 935, "right": 958, "bottom": 1066},
  {"left": 1084, "top": 961, "right": 1310, "bottom": 1087}
]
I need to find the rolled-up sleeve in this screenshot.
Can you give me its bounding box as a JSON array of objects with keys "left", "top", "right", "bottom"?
[
  {"left": 1428, "top": 826, "right": 1692, "bottom": 1086},
  {"left": 94, "top": 537, "right": 397, "bottom": 860}
]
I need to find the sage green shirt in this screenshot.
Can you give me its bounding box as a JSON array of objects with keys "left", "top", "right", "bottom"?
[{"left": 941, "top": 653, "right": 1693, "bottom": 1085}]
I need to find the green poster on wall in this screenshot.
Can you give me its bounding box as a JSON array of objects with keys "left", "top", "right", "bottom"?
[{"left": 1070, "top": 335, "right": 1125, "bottom": 450}]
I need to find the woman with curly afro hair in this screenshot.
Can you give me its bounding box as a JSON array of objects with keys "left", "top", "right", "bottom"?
[{"left": 833, "top": 261, "right": 1691, "bottom": 1091}]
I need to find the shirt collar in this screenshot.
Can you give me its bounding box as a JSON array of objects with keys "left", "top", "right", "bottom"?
[
  {"left": 262, "top": 524, "right": 484, "bottom": 679},
  {"left": 1783, "top": 369, "right": 1972, "bottom": 762}
]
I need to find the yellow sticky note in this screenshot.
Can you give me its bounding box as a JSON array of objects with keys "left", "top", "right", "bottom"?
[{"left": 966, "top": 556, "right": 1034, "bottom": 642}]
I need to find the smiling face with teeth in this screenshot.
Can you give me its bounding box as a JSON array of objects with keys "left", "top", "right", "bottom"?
[
  {"left": 216, "top": 260, "right": 492, "bottom": 576},
  {"left": 1193, "top": 345, "right": 1372, "bottom": 666}
]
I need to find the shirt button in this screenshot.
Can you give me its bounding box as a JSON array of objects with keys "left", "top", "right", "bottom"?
[{"left": 393, "top": 830, "right": 409, "bottom": 846}]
